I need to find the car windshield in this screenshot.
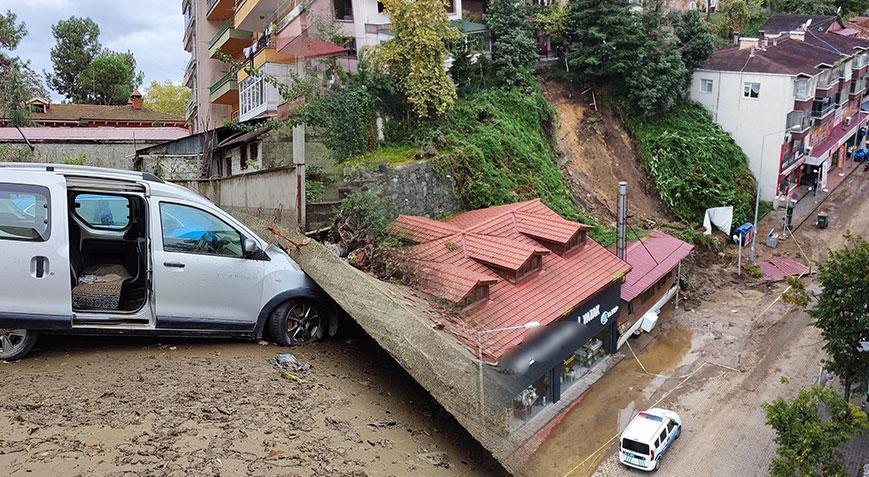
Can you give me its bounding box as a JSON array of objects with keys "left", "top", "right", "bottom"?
[{"left": 622, "top": 438, "right": 649, "bottom": 455}]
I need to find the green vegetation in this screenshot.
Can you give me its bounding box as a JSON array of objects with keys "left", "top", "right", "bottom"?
[
  {"left": 485, "top": 0, "right": 539, "bottom": 89},
  {"left": 764, "top": 386, "right": 868, "bottom": 476},
  {"left": 62, "top": 152, "right": 86, "bottom": 165},
  {"left": 625, "top": 101, "right": 759, "bottom": 226},
  {"left": 0, "top": 10, "right": 47, "bottom": 127},
  {"left": 344, "top": 144, "right": 417, "bottom": 169},
  {"left": 143, "top": 80, "right": 192, "bottom": 117}
]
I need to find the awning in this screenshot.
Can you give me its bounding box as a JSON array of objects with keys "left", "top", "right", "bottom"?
[
  {"left": 217, "top": 126, "right": 271, "bottom": 149},
  {"left": 779, "top": 155, "right": 806, "bottom": 176},
  {"left": 278, "top": 35, "right": 347, "bottom": 59}
]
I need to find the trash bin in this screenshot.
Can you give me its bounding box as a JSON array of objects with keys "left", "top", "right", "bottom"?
[
  {"left": 817, "top": 212, "right": 828, "bottom": 229},
  {"left": 766, "top": 229, "right": 779, "bottom": 248}
]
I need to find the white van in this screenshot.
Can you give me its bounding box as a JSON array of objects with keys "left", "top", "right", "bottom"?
[
  {"left": 0, "top": 164, "right": 339, "bottom": 361},
  {"left": 619, "top": 408, "right": 682, "bottom": 472}
]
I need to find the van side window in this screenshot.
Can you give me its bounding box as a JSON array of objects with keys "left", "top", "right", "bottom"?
[
  {"left": 659, "top": 429, "right": 667, "bottom": 443},
  {"left": 667, "top": 420, "right": 676, "bottom": 432},
  {"left": 73, "top": 194, "right": 131, "bottom": 230},
  {"left": 0, "top": 183, "right": 50, "bottom": 241},
  {"left": 160, "top": 203, "right": 243, "bottom": 258}
]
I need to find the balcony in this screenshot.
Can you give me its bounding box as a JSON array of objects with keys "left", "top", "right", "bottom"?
[
  {"left": 238, "top": 63, "right": 292, "bottom": 122},
  {"left": 235, "top": 0, "right": 283, "bottom": 32},
  {"left": 786, "top": 110, "right": 812, "bottom": 133},
  {"left": 184, "top": 58, "right": 195, "bottom": 88},
  {"left": 207, "top": 0, "right": 235, "bottom": 21},
  {"left": 209, "top": 22, "right": 254, "bottom": 59},
  {"left": 238, "top": 34, "right": 294, "bottom": 81},
  {"left": 183, "top": 12, "right": 195, "bottom": 52},
  {"left": 210, "top": 70, "right": 239, "bottom": 105},
  {"left": 815, "top": 70, "right": 834, "bottom": 90},
  {"left": 811, "top": 97, "right": 836, "bottom": 119},
  {"left": 186, "top": 98, "right": 197, "bottom": 121}
]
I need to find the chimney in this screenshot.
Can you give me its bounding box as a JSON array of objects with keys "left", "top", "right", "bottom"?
[
  {"left": 130, "top": 89, "right": 143, "bottom": 110},
  {"left": 789, "top": 30, "right": 805, "bottom": 42},
  {"left": 617, "top": 181, "right": 627, "bottom": 261},
  {"left": 739, "top": 37, "right": 760, "bottom": 49}
]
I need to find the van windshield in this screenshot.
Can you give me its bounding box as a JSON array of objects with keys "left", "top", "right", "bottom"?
[{"left": 622, "top": 438, "right": 649, "bottom": 455}]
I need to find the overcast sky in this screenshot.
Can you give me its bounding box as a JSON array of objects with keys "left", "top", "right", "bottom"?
[{"left": 0, "top": 0, "right": 188, "bottom": 101}]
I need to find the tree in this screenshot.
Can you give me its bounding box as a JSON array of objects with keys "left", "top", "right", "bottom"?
[
  {"left": 763, "top": 386, "right": 868, "bottom": 476},
  {"left": 0, "top": 10, "right": 48, "bottom": 127},
  {"left": 45, "top": 16, "right": 101, "bottom": 102},
  {"left": 626, "top": 42, "right": 688, "bottom": 116},
  {"left": 79, "top": 50, "right": 144, "bottom": 105},
  {"left": 378, "top": 0, "right": 463, "bottom": 118},
  {"left": 566, "top": 0, "right": 647, "bottom": 85},
  {"left": 535, "top": 4, "right": 569, "bottom": 48},
  {"left": 769, "top": 0, "right": 836, "bottom": 15},
  {"left": 672, "top": 10, "right": 715, "bottom": 72},
  {"left": 485, "top": 0, "right": 539, "bottom": 89},
  {"left": 143, "top": 80, "right": 192, "bottom": 117},
  {"left": 809, "top": 234, "right": 869, "bottom": 402}
]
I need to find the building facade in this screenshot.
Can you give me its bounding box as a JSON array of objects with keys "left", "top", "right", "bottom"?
[
  {"left": 183, "top": 0, "right": 464, "bottom": 132},
  {"left": 691, "top": 28, "right": 869, "bottom": 203}
]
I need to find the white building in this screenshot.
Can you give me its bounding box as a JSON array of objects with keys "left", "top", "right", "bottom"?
[{"left": 690, "top": 29, "right": 868, "bottom": 204}]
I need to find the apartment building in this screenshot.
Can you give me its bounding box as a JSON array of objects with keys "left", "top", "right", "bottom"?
[
  {"left": 183, "top": 0, "right": 464, "bottom": 132},
  {"left": 690, "top": 28, "right": 869, "bottom": 204}
]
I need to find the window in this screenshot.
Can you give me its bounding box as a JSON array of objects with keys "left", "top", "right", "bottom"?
[
  {"left": 160, "top": 203, "right": 243, "bottom": 258},
  {"left": 239, "top": 74, "right": 265, "bottom": 118},
  {"left": 377, "top": 1, "right": 385, "bottom": 12},
  {"left": 29, "top": 103, "right": 46, "bottom": 113},
  {"left": 0, "top": 183, "right": 50, "bottom": 241},
  {"left": 73, "top": 194, "right": 131, "bottom": 230},
  {"left": 794, "top": 78, "right": 811, "bottom": 99},
  {"left": 333, "top": 0, "right": 353, "bottom": 20},
  {"left": 700, "top": 78, "right": 713, "bottom": 94},
  {"left": 249, "top": 143, "right": 259, "bottom": 166},
  {"left": 743, "top": 82, "right": 760, "bottom": 98},
  {"left": 660, "top": 429, "right": 667, "bottom": 442},
  {"left": 240, "top": 145, "right": 248, "bottom": 170},
  {"left": 622, "top": 439, "right": 649, "bottom": 456},
  {"left": 667, "top": 420, "right": 676, "bottom": 432}
]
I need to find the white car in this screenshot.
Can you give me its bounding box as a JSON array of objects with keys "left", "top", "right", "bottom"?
[
  {"left": 619, "top": 408, "right": 682, "bottom": 472},
  {"left": 0, "top": 164, "right": 339, "bottom": 361}
]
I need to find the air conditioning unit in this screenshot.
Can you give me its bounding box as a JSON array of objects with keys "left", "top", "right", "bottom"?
[
  {"left": 784, "top": 132, "right": 792, "bottom": 143},
  {"left": 844, "top": 116, "right": 852, "bottom": 126},
  {"left": 804, "top": 146, "right": 812, "bottom": 156}
]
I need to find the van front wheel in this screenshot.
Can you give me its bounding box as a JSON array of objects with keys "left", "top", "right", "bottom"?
[
  {"left": 269, "top": 299, "right": 326, "bottom": 346},
  {"left": 0, "top": 329, "right": 37, "bottom": 361}
]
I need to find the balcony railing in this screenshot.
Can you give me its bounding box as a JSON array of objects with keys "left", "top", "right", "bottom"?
[
  {"left": 209, "top": 22, "right": 233, "bottom": 50},
  {"left": 786, "top": 110, "right": 812, "bottom": 132},
  {"left": 811, "top": 98, "right": 836, "bottom": 118},
  {"left": 210, "top": 70, "right": 238, "bottom": 95},
  {"left": 816, "top": 70, "right": 834, "bottom": 89}
]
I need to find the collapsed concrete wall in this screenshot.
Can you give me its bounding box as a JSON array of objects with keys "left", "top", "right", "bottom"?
[{"left": 235, "top": 212, "right": 531, "bottom": 473}]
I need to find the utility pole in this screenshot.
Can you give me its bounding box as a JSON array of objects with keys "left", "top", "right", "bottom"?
[
  {"left": 617, "top": 181, "right": 627, "bottom": 260},
  {"left": 293, "top": 123, "right": 306, "bottom": 231}
]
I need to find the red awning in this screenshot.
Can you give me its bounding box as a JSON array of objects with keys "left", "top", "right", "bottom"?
[
  {"left": 278, "top": 36, "right": 347, "bottom": 59},
  {"left": 780, "top": 156, "right": 806, "bottom": 176}
]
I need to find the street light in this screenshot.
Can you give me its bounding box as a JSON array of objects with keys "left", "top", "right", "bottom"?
[
  {"left": 475, "top": 321, "right": 541, "bottom": 414},
  {"left": 751, "top": 125, "right": 801, "bottom": 262}
]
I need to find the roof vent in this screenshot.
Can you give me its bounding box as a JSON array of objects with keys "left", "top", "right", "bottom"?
[
  {"left": 739, "top": 37, "right": 760, "bottom": 50},
  {"left": 789, "top": 30, "right": 805, "bottom": 41}
]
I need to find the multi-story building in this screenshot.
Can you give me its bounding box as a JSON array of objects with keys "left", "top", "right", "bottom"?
[
  {"left": 183, "top": 0, "right": 464, "bottom": 132},
  {"left": 690, "top": 28, "right": 869, "bottom": 204}
]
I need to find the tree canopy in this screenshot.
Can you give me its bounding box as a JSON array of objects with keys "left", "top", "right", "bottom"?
[
  {"left": 809, "top": 234, "right": 869, "bottom": 402},
  {"left": 378, "top": 0, "right": 463, "bottom": 118},
  {"left": 763, "top": 386, "right": 868, "bottom": 476},
  {"left": 79, "top": 50, "right": 144, "bottom": 105},
  {"left": 45, "top": 16, "right": 101, "bottom": 103},
  {"left": 485, "top": 0, "right": 539, "bottom": 89},
  {"left": 0, "top": 10, "right": 48, "bottom": 127},
  {"left": 143, "top": 80, "right": 192, "bottom": 117}
]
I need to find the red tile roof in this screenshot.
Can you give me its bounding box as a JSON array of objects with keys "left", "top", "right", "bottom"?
[
  {"left": 2, "top": 103, "right": 186, "bottom": 126},
  {"left": 514, "top": 210, "right": 590, "bottom": 244},
  {"left": 617, "top": 233, "right": 694, "bottom": 302},
  {"left": 389, "top": 199, "right": 631, "bottom": 361},
  {"left": 388, "top": 215, "right": 461, "bottom": 243},
  {"left": 412, "top": 261, "right": 499, "bottom": 303}
]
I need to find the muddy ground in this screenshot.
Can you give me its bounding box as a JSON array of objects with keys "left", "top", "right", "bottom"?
[{"left": 0, "top": 331, "right": 505, "bottom": 477}]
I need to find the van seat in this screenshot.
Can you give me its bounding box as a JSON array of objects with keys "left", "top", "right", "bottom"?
[{"left": 72, "top": 264, "right": 131, "bottom": 311}]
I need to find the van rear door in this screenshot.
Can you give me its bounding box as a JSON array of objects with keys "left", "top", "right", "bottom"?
[{"left": 0, "top": 171, "right": 72, "bottom": 330}]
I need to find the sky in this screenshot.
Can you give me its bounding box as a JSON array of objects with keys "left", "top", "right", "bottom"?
[{"left": 0, "top": 0, "right": 188, "bottom": 101}]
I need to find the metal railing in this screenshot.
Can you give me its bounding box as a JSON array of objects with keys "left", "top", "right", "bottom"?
[
  {"left": 210, "top": 70, "right": 238, "bottom": 94},
  {"left": 786, "top": 110, "right": 812, "bottom": 132},
  {"left": 209, "top": 22, "right": 233, "bottom": 49},
  {"left": 811, "top": 98, "right": 836, "bottom": 118}
]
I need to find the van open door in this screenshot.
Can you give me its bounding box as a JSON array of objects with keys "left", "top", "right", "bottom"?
[{"left": 0, "top": 170, "right": 73, "bottom": 331}]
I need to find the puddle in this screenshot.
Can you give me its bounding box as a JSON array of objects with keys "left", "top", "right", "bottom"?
[{"left": 523, "top": 326, "right": 692, "bottom": 477}]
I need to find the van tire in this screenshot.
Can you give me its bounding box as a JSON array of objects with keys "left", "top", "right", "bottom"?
[
  {"left": 268, "top": 299, "right": 326, "bottom": 346},
  {"left": 0, "top": 329, "right": 37, "bottom": 361},
  {"left": 653, "top": 460, "right": 660, "bottom": 472}
]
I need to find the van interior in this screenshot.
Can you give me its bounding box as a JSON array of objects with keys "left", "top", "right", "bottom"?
[{"left": 67, "top": 191, "right": 148, "bottom": 314}]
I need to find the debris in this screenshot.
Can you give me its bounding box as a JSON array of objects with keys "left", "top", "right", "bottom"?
[
  {"left": 325, "top": 242, "right": 347, "bottom": 257},
  {"left": 368, "top": 420, "right": 397, "bottom": 429},
  {"left": 280, "top": 371, "right": 304, "bottom": 383},
  {"left": 271, "top": 353, "right": 312, "bottom": 373},
  {"left": 418, "top": 451, "right": 450, "bottom": 468},
  {"left": 266, "top": 449, "right": 285, "bottom": 459},
  {"left": 267, "top": 226, "right": 310, "bottom": 251},
  {"left": 257, "top": 340, "right": 270, "bottom": 346}
]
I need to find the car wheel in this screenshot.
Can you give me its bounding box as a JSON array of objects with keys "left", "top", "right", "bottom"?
[
  {"left": 0, "top": 329, "right": 37, "bottom": 361},
  {"left": 653, "top": 459, "right": 660, "bottom": 472},
  {"left": 269, "top": 299, "right": 327, "bottom": 346}
]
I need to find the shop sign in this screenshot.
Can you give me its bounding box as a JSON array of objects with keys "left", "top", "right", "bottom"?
[{"left": 580, "top": 304, "right": 619, "bottom": 325}]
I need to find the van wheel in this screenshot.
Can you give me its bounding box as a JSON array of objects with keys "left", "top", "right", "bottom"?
[
  {"left": 269, "top": 299, "right": 326, "bottom": 346},
  {"left": 0, "top": 329, "right": 37, "bottom": 361},
  {"left": 653, "top": 460, "right": 660, "bottom": 472}
]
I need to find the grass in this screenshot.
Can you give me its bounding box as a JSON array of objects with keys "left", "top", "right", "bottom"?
[{"left": 343, "top": 144, "right": 418, "bottom": 169}]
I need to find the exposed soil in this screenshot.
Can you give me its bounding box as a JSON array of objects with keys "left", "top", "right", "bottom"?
[
  {"left": 0, "top": 332, "right": 505, "bottom": 477},
  {"left": 543, "top": 81, "right": 671, "bottom": 227}
]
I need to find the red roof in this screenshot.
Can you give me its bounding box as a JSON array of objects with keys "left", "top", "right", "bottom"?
[
  {"left": 0, "top": 127, "right": 191, "bottom": 143},
  {"left": 390, "top": 199, "right": 631, "bottom": 361},
  {"left": 412, "top": 261, "right": 499, "bottom": 303},
  {"left": 758, "top": 257, "right": 811, "bottom": 282},
  {"left": 514, "top": 210, "right": 590, "bottom": 244},
  {"left": 617, "top": 233, "right": 694, "bottom": 302},
  {"left": 389, "top": 215, "right": 461, "bottom": 243}
]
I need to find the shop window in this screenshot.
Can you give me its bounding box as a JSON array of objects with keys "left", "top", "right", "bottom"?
[{"left": 510, "top": 372, "right": 553, "bottom": 429}]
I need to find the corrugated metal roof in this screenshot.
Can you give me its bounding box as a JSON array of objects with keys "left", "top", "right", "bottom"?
[
  {"left": 390, "top": 199, "right": 631, "bottom": 361},
  {"left": 618, "top": 233, "right": 694, "bottom": 302},
  {"left": 0, "top": 127, "right": 191, "bottom": 143},
  {"left": 759, "top": 257, "right": 810, "bottom": 282}
]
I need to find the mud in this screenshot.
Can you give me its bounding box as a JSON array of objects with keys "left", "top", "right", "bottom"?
[{"left": 0, "top": 333, "right": 504, "bottom": 477}]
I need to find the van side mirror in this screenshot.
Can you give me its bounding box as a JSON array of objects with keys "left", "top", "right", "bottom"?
[{"left": 242, "top": 237, "right": 262, "bottom": 258}]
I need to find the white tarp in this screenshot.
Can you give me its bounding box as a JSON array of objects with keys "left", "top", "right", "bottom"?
[{"left": 703, "top": 206, "right": 733, "bottom": 236}]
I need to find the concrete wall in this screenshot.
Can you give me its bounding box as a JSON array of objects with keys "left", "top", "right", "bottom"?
[
  {"left": 345, "top": 160, "right": 463, "bottom": 218},
  {"left": 139, "top": 154, "right": 203, "bottom": 181},
  {"left": 174, "top": 165, "right": 299, "bottom": 226},
  {"left": 0, "top": 141, "right": 166, "bottom": 170},
  {"left": 691, "top": 69, "right": 794, "bottom": 201}
]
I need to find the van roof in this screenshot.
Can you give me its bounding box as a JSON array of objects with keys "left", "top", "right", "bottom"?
[
  {"left": 622, "top": 411, "right": 668, "bottom": 443},
  {"left": 0, "top": 163, "right": 213, "bottom": 208}
]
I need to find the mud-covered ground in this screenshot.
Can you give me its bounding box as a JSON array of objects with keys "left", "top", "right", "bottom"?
[{"left": 0, "top": 332, "right": 504, "bottom": 477}]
